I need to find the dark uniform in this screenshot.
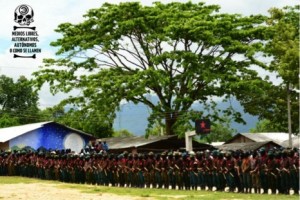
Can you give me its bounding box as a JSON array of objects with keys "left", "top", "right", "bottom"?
[
  {"left": 174, "top": 152, "right": 183, "bottom": 190},
  {"left": 189, "top": 153, "right": 198, "bottom": 190},
  {"left": 160, "top": 152, "right": 169, "bottom": 189},
  {"left": 241, "top": 152, "right": 251, "bottom": 193},
  {"left": 225, "top": 152, "right": 236, "bottom": 192},
  {"left": 154, "top": 154, "right": 162, "bottom": 188},
  {"left": 266, "top": 151, "right": 277, "bottom": 194}
]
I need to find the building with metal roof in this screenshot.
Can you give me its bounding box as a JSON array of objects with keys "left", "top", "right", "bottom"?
[
  {"left": 99, "top": 135, "right": 214, "bottom": 154},
  {"left": 281, "top": 136, "right": 300, "bottom": 148},
  {"left": 0, "top": 121, "right": 95, "bottom": 153},
  {"left": 216, "top": 141, "right": 281, "bottom": 152},
  {"left": 215, "top": 132, "right": 299, "bottom": 152},
  {"left": 224, "top": 132, "right": 295, "bottom": 146}
]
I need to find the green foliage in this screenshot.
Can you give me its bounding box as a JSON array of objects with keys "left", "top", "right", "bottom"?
[
  {"left": 145, "top": 120, "right": 165, "bottom": 138},
  {"left": 39, "top": 104, "right": 113, "bottom": 138},
  {"left": 0, "top": 113, "right": 19, "bottom": 128},
  {"left": 232, "top": 6, "right": 299, "bottom": 134},
  {"left": 250, "top": 119, "right": 281, "bottom": 133},
  {"left": 113, "top": 129, "right": 134, "bottom": 137},
  {"left": 266, "top": 6, "right": 299, "bottom": 85},
  {"left": 0, "top": 75, "right": 40, "bottom": 127},
  {"left": 251, "top": 6, "right": 300, "bottom": 134},
  {"left": 33, "top": 2, "right": 270, "bottom": 135},
  {"left": 201, "top": 116, "right": 236, "bottom": 144}
]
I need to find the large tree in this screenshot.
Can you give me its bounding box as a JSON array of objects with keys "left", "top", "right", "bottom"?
[
  {"left": 241, "top": 6, "right": 299, "bottom": 134},
  {"left": 0, "top": 75, "right": 39, "bottom": 126},
  {"left": 266, "top": 6, "right": 299, "bottom": 133},
  {"left": 33, "top": 2, "right": 270, "bottom": 135}
]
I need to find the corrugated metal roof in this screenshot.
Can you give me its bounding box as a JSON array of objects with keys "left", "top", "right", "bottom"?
[
  {"left": 0, "top": 121, "right": 51, "bottom": 143},
  {"left": 0, "top": 121, "right": 95, "bottom": 143},
  {"left": 240, "top": 132, "right": 294, "bottom": 144},
  {"left": 225, "top": 132, "right": 295, "bottom": 145},
  {"left": 281, "top": 136, "right": 300, "bottom": 148},
  {"left": 216, "top": 141, "right": 280, "bottom": 151},
  {"left": 100, "top": 135, "right": 176, "bottom": 149}
]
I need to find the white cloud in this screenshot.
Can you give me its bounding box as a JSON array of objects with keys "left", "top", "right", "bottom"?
[{"left": 205, "top": 0, "right": 298, "bottom": 15}]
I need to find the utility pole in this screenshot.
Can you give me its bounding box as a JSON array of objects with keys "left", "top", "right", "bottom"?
[{"left": 287, "top": 83, "right": 292, "bottom": 148}]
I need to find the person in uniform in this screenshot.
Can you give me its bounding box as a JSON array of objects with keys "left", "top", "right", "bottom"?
[
  {"left": 224, "top": 151, "right": 236, "bottom": 192},
  {"left": 289, "top": 149, "right": 299, "bottom": 195},
  {"left": 102, "top": 153, "right": 109, "bottom": 186},
  {"left": 131, "top": 153, "right": 139, "bottom": 188},
  {"left": 204, "top": 150, "right": 213, "bottom": 191},
  {"left": 212, "top": 150, "right": 220, "bottom": 191},
  {"left": 117, "top": 153, "right": 126, "bottom": 187},
  {"left": 126, "top": 153, "right": 134, "bottom": 187},
  {"left": 174, "top": 152, "right": 183, "bottom": 190},
  {"left": 108, "top": 153, "right": 116, "bottom": 186},
  {"left": 241, "top": 151, "right": 251, "bottom": 193},
  {"left": 250, "top": 151, "right": 261, "bottom": 194},
  {"left": 189, "top": 151, "right": 199, "bottom": 190},
  {"left": 196, "top": 151, "right": 205, "bottom": 190},
  {"left": 182, "top": 152, "right": 190, "bottom": 190},
  {"left": 167, "top": 152, "right": 176, "bottom": 189},
  {"left": 154, "top": 153, "right": 162, "bottom": 188},
  {"left": 160, "top": 152, "right": 169, "bottom": 189},
  {"left": 258, "top": 148, "right": 268, "bottom": 194}
]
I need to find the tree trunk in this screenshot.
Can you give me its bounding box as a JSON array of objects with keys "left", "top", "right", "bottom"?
[{"left": 165, "top": 112, "right": 177, "bottom": 135}]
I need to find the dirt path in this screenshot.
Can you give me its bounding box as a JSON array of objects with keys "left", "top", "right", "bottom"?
[{"left": 0, "top": 183, "right": 151, "bottom": 200}]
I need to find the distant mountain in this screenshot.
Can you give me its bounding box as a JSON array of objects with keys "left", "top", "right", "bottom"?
[{"left": 113, "top": 97, "right": 258, "bottom": 136}]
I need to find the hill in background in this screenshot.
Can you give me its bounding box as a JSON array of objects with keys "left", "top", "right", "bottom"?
[{"left": 113, "top": 97, "right": 258, "bottom": 136}]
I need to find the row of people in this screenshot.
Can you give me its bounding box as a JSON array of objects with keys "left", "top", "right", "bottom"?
[{"left": 0, "top": 147, "right": 299, "bottom": 195}]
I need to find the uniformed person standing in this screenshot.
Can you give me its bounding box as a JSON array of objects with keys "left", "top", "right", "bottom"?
[
  {"left": 241, "top": 152, "right": 251, "bottom": 193},
  {"left": 189, "top": 152, "right": 199, "bottom": 190},
  {"left": 174, "top": 152, "right": 183, "bottom": 190},
  {"left": 225, "top": 152, "right": 236, "bottom": 192},
  {"left": 160, "top": 152, "right": 169, "bottom": 189},
  {"left": 289, "top": 149, "right": 299, "bottom": 195},
  {"left": 167, "top": 152, "right": 176, "bottom": 189},
  {"left": 250, "top": 151, "right": 261, "bottom": 194},
  {"left": 154, "top": 153, "right": 162, "bottom": 188},
  {"left": 182, "top": 153, "right": 190, "bottom": 190},
  {"left": 266, "top": 151, "right": 277, "bottom": 194},
  {"left": 196, "top": 151, "right": 205, "bottom": 190}
]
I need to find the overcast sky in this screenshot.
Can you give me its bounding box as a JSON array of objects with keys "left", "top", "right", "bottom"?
[{"left": 0, "top": 0, "right": 298, "bottom": 108}]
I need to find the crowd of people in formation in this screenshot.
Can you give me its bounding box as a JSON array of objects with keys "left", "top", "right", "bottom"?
[{"left": 0, "top": 143, "right": 299, "bottom": 195}]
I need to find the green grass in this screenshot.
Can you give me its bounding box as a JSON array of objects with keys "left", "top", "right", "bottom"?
[
  {"left": 0, "top": 176, "right": 298, "bottom": 200},
  {"left": 0, "top": 176, "right": 57, "bottom": 184}
]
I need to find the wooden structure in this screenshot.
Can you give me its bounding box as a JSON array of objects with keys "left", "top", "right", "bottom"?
[{"left": 99, "top": 135, "right": 214, "bottom": 154}]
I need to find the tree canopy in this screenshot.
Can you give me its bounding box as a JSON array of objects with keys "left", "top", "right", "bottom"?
[
  {"left": 245, "top": 6, "right": 299, "bottom": 133},
  {"left": 33, "top": 2, "right": 271, "bottom": 136},
  {"left": 0, "top": 75, "right": 39, "bottom": 127}
]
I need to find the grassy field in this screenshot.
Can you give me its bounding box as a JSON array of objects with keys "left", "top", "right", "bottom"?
[{"left": 0, "top": 176, "right": 298, "bottom": 200}]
